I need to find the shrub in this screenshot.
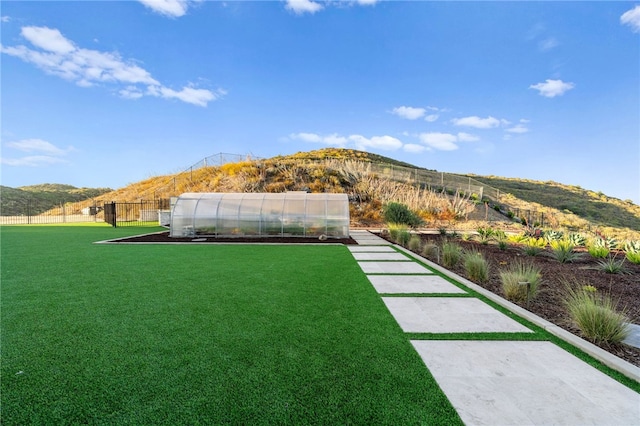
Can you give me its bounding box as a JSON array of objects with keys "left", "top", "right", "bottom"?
[
  {"left": 587, "top": 244, "right": 609, "bottom": 259},
  {"left": 397, "top": 228, "right": 411, "bottom": 246},
  {"left": 463, "top": 250, "right": 489, "bottom": 283},
  {"left": 408, "top": 235, "right": 422, "bottom": 251},
  {"left": 383, "top": 202, "right": 423, "bottom": 227},
  {"left": 387, "top": 223, "right": 406, "bottom": 243},
  {"left": 549, "top": 239, "right": 580, "bottom": 263},
  {"left": 568, "top": 233, "right": 587, "bottom": 247},
  {"left": 422, "top": 243, "right": 439, "bottom": 261},
  {"left": 494, "top": 230, "right": 508, "bottom": 250},
  {"left": 564, "top": 285, "right": 630, "bottom": 345},
  {"left": 597, "top": 256, "right": 627, "bottom": 274},
  {"left": 522, "top": 238, "right": 545, "bottom": 256},
  {"left": 626, "top": 251, "right": 640, "bottom": 265},
  {"left": 475, "top": 227, "right": 495, "bottom": 244},
  {"left": 441, "top": 241, "right": 463, "bottom": 268},
  {"left": 500, "top": 260, "right": 542, "bottom": 303}
]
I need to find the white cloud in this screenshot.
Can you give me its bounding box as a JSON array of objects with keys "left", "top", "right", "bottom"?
[
  {"left": 356, "top": 0, "right": 378, "bottom": 5},
  {"left": 2, "top": 138, "right": 73, "bottom": 167},
  {"left": 391, "top": 106, "right": 425, "bottom": 120},
  {"left": 286, "top": 0, "right": 324, "bottom": 15},
  {"left": 403, "top": 143, "right": 426, "bottom": 153},
  {"left": 621, "top": 5, "right": 640, "bottom": 32},
  {"left": 529, "top": 79, "right": 575, "bottom": 97},
  {"left": 506, "top": 124, "right": 529, "bottom": 134},
  {"left": 289, "top": 132, "right": 347, "bottom": 146},
  {"left": 424, "top": 114, "right": 439, "bottom": 122},
  {"left": 1, "top": 26, "right": 221, "bottom": 107},
  {"left": 1, "top": 16, "right": 10, "bottom": 23},
  {"left": 457, "top": 132, "right": 479, "bottom": 142},
  {"left": 138, "top": 0, "right": 192, "bottom": 18},
  {"left": 419, "top": 132, "right": 459, "bottom": 151},
  {"left": 1, "top": 155, "right": 68, "bottom": 167},
  {"left": 451, "top": 116, "right": 501, "bottom": 129},
  {"left": 6, "top": 138, "right": 71, "bottom": 155},
  {"left": 538, "top": 37, "right": 558, "bottom": 51},
  {"left": 349, "top": 134, "right": 403, "bottom": 151},
  {"left": 21, "top": 26, "right": 76, "bottom": 54}
]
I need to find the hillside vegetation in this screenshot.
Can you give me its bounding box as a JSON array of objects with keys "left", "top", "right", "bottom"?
[
  {"left": 85, "top": 148, "right": 638, "bottom": 238},
  {"left": 468, "top": 175, "right": 640, "bottom": 231},
  {"left": 8, "top": 148, "right": 639, "bottom": 239},
  {"left": 0, "top": 184, "right": 112, "bottom": 216}
]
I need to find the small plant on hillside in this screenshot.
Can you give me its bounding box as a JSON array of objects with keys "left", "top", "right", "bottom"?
[
  {"left": 522, "top": 238, "right": 546, "bottom": 256},
  {"left": 499, "top": 260, "right": 542, "bottom": 303},
  {"left": 597, "top": 255, "right": 628, "bottom": 274},
  {"left": 568, "top": 233, "right": 587, "bottom": 247},
  {"left": 387, "top": 223, "right": 404, "bottom": 242},
  {"left": 507, "top": 233, "right": 528, "bottom": 244},
  {"left": 408, "top": 235, "right": 422, "bottom": 251},
  {"left": 544, "top": 230, "right": 564, "bottom": 243},
  {"left": 422, "top": 243, "right": 439, "bottom": 262},
  {"left": 587, "top": 241, "right": 610, "bottom": 259},
  {"left": 475, "top": 227, "right": 495, "bottom": 245},
  {"left": 549, "top": 239, "right": 580, "bottom": 263},
  {"left": 624, "top": 240, "right": 640, "bottom": 265},
  {"left": 563, "top": 284, "right": 630, "bottom": 346},
  {"left": 494, "top": 230, "right": 508, "bottom": 250},
  {"left": 383, "top": 202, "right": 423, "bottom": 227},
  {"left": 441, "top": 241, "right": 463, "bottom": 269},
  {"left": 463, "top": 250, "right": 489, "bottom": 283},
  {"left": 397, "top": 228, "right": 411, "bottom": 246}
]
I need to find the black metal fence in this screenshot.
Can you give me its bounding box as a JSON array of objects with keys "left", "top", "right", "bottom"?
[
  {"left": 103, "top": 199, "right": 171, "bottom": 227},
  {"left": 0, "top": 199, "right": 101, "bottom": 225}
]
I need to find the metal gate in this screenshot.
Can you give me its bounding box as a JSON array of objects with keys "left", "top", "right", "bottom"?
[{"left": 103, "top": 200, "right": 170, "bottom": 227}]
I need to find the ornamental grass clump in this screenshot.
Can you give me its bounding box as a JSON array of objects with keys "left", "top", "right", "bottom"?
[
  {"left": 597, "top": 255, "right": 628, "bottom": 274},
  {"left": 441, "top": 241, "right": 463, "bottom": 269},
  {"left": 499, "top": 260, "right": 542, "bottom": 303},
  {"left": 549, "top": 239, "right": 580, "bottom": 263},
  {"left": 408, "top": 235, "right": 422, "bottom": 251},
  {"left": 522, "top": 238, "right": 546, "bottom": 256},
  {"left": 422, "top": 243, "right": 439, "bottom": 262},
  {"left": 463, "top": 250, "right": 489, "bottom": 283},
  {"left": 563, "top": 284, "right": 630, "bottom": 346}
]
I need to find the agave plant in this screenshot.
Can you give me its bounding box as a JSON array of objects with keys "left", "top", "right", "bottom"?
[
  {"left": 544, "top": 230, "right": 564, "bottom": 243},
  {"left": 568, "top": 233, "right": 587, "bottom": 247}
]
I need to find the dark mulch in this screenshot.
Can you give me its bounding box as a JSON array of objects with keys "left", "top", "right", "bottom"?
[
  {"left": 390, "top": 233, "right": 640, "bottom": 368},
  {"left": 112, "top": 231, "right": 358, "bottom": 245}
]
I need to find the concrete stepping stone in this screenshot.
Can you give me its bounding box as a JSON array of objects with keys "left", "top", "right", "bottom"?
[
  {"left": 358, "top": 261, "right": 432, "bottom": 274},
  {"left": 367, "top": 275, "right": 466, "bottom": 294},
  {"left": 623, "top": 323, "right": 640, "bottom": 349},
  {"left": 351, "top": 252, "right": 409, "bottom": 261},
  {"left": 382, "top": 297, "right": 532, "bottom": 333},
  {"left": 348, "top": 246, "right": 396, "bottom": 252},
  {"left": 411, "top": 340, "right": 640, "bottom": 425}
]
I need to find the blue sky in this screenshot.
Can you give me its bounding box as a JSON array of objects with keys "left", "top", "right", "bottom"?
[{"left": 2, "top": 1, "right": 639, "bottom": 203}]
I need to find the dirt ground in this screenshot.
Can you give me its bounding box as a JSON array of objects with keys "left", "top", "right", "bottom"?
[{"left": 114, "top": 230, "right": 640, "bottom": 367}]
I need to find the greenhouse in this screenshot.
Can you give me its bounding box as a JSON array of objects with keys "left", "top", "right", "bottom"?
[{"left": 170, "top": 192, "right": 350, "bottom": 238}]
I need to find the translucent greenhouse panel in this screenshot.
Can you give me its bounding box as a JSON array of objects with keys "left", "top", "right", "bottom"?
[
  {"left": 261, "top": 196, "right": 284, "bottom": 235},
  {"left": 170, "top": 194, "right": 199, "bottom": 237},
  {"left": 305, "top": 197, "right": 327, "bottom": 236},
  {"left": 282, "top": 193, "right": 306, "bottom": 236},
  {"left": 193, "top": 194, "right": 222, "bottom": 235},
  {"left": 216, "top": 193, "right": 243, "bottom": 235},
  {"left": 237, "top": 194, "right": 264, "bottom": 235},
  {"left": 326, "top": 194, "right": 349, "bottom": 237}
]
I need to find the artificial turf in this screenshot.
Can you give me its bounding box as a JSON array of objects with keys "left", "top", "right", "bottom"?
[{"left": 1, "top": 226, "right": 462, "bottom": 424}]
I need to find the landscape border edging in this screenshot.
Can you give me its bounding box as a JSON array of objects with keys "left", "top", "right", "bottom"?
[{"left": 393, "top": 244, "right": 640, "bottom": 384}]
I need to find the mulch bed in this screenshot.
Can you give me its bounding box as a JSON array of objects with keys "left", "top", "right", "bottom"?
[
  {"left": 112, "top": 231, "right": 358, "bottom": 245},
  {"left": 392, "top": 233, "right": 640, "bottom": 368}
]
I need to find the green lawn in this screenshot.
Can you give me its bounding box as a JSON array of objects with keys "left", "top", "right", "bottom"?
[{"left": 1, "top": 226, "right": 462, "bottom": 425}]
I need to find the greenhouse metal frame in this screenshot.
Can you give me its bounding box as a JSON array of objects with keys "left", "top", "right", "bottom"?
[{"left": 170, "top": 192, "right": 350, "bottom": 238}]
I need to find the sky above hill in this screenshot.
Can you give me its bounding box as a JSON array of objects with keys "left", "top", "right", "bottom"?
[{"left": 2, "top": 1, "right": 639, "bottom": 203}]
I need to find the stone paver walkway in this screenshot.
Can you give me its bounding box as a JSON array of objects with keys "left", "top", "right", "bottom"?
[{"left": 347, "top": 230, "right": 640, "bottom": 426}]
